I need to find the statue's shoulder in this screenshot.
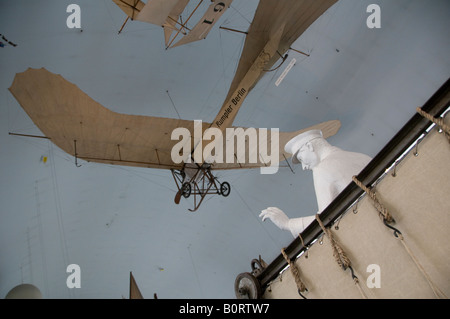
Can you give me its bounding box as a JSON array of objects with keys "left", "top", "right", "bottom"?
[
  {"left": 326, "top": 148, "right": 371, "bottom": 164},
  {"left": 317, "top": 149, "right": 371, "bottom": 175}
]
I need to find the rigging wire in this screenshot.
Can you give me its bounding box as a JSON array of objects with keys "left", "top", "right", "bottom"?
[
  {"left": 102, "top": 0, "right": 119, "bottom": 30},
  {"left": 166, "top": 90, "right": 181, "bottom": 119},
  {"left": 111, "top": 166, "right": 176, "bottom": 193},
  {"left": 48, "top": 141, "right": 73, "bottom": 298},
  {"left": 232, "top": 184, "right": 282, "bottom": 248},
  {"left": 229, "top": 4, "right": 253, "bottom": 26},
  {"left": 195, "top": 27, "right": 245, "bottom": 120},
  {"left": 34, "top": 181, "right": 50, "bottom": 298}
]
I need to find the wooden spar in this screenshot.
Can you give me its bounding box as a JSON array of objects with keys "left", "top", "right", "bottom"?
[
  {"left": 9, "top": 132, "right": 50, "bottom": 139},
  {"left": 117, "top": 144, "right": 122, "bottom": 161},
  {"left": 283, "top": 153, "right": 295, "bottom": 174},
  {"left": 166, "top": 0, "right": 204, "bottom": 49},
  {"left": 219, "top": 26, "right": 248, "bottom": 35},
  {"left": 74, "top": 140, "right": 81, "bottom": 167},
  {"left": 289, "top": 47, "right": 310, "bottom": 57},
  {"left": 118, "top": 16, "right": 130, "bottom": 34},
  {"left": 118, "top": 0, "right": 141, "bottom": 20},
  {"left": 155, "top": 149, "right": 161, "bottom": 165},
  {"left": 166, "top": 16, "right": 191, "bottom": 34}
]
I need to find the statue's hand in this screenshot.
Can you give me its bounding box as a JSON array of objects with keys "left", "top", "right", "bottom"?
[{"left": 259, "top": 207, "right": 289, "bottom": 230}]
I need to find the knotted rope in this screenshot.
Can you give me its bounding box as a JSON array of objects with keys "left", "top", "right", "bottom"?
[
  {"left": 315, "top": 214, "right": 367, "bottom": 298},
  {"left": 352, "top": 177, "right": 394, "bottom": 224},
  {"left": 416, "top": 107, "right": 450, "bottom": 143},
  {"left": 352, "top": 176, "right": 447, "bottom": 299},
  {"left": 315, "top": 214, "right": 351, "bottom": 270},
  {"left": 281, "top": 248, "right": 308, "bottom": 299}
]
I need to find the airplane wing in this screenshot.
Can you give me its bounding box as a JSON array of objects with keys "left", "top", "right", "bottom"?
[
  {"left": 163, "top": 0, "right": 190, "bottom": 47},
  {"left": 138, "top": 0, "right": 182, "bottom": 26},
  {"left": 170, "top": 0, "right": 233, "bottom": 48},
  {"left": 112, "top": 0, "right": 183, "bottom": 26},
  {"left": 112, "top": 0, "right": 145, "bottom": 21},
  {"left": 9, "top": 68, "right": 340, "bottom": 170},
  {"left": 223, "top": 0, "right": 338, "bottom": 104}
]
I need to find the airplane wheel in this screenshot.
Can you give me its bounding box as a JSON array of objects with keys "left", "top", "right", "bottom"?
[
  {"left": 182, "top": 182, "right": 191, "bottom": 198},
  {"left": 234, "top": 272, "right": 262, "bottom": 299},
  {"left": 220, "top": 182, "right": 230, "bottom": 197}
]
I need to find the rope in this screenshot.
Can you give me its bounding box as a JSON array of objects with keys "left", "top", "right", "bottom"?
[
  {"left": 315, "top": 214, "right": 368, "bottom": 299},
  {"left": 315, "top": 214, "right": 351, "bottom": 270},
  {"left": 352, "top": 177, "right": 394, "bottom": 223},
  {"left": 416, "top": 107, "right": 450, "bottom": 143},
  {"left": 396, "top": 234, "right": 447, "bottom": 299},
  {"left": 281, "top": 248, "right": 308, "bottom": 299},
  {"left": 352, "top": 176, "right": 448, "bottom": 299}
]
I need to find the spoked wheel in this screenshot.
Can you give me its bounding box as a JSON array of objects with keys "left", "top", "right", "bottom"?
[
  {"left": 234, "top": 272, "right": 262, "bottom": 299},
  {"left": 181, "top": 182, "right": 191, "bottom": 198},
  {"left": 220, "top": 182, "right": 230, "bottom": 197}
]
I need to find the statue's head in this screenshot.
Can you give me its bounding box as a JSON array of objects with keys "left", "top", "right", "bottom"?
[{"left": 285, "top": 130, "right": 323, "bottom": 170}]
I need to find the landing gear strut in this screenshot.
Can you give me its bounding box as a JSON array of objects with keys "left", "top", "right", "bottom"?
[{"left": 171, "top": 164, "right": 231, "bottom": 212}]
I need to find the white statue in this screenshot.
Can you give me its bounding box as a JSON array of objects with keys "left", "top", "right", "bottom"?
[{"left": 260, "top": 129, "right": 372, "bottom": 237}]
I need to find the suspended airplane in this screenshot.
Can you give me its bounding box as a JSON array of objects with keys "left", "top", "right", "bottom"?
[
  {"left": 9, "top": 0, "right": 340, "bottom": 212},
  {"left": 112, "top": 0, "right": 233, "bottom": 48}
]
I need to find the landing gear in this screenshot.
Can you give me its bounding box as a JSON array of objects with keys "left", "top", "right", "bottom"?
[
  {"left": 220, "top": 181, "right": 230, "bottom": 197},
  {"left": 181, "top": 182, "right": 191, "bottom": 198}
]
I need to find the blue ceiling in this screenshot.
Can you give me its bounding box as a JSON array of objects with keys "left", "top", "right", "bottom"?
[{"left": 1, "top": 0, "right": 449, "bottom": 298}]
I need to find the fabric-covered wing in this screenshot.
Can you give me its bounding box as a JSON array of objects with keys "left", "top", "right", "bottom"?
[
  {"left": 112, "top": 0, "right": 145, "bottom": 21},
  {"left": 9, "top": 68, "right": 340, "bottom": 170},
  {"left": 137, "top": 0, "right": 181, "bottom": 25},
  {"left": 170, "top": 0, "right": 233, "bottom": 48},
  {"left": 9, "top": 68, "right": 201, "bottom": 170},
  {"left": 112, "top": 0, "right": 188, "bottom": 26},
  {"left": 223, "top": 0, "right": 338, "bottom": 104}
]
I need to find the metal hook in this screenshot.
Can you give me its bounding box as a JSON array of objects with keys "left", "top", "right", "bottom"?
[
  {"left": 383, "top": 218, "right": 402, "bottom": 238},
  {"left": 352, "top": 201, "right": 359, "bottom": 214},
  {"left": 334, "top": 217, "right": 342, "bottom": 230},
  {"left": 414, "top": 141, "right": 419, "bottom": 157},
  {"left": 391, "top": 161, "right": 397, "bottom": 177}
]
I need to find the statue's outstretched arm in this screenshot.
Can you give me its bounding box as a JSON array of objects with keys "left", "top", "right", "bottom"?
[{"left": 260, "top": 207, "right": 315, "bottom": 238}]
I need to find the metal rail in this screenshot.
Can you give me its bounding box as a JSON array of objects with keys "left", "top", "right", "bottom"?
[{"left": 256, "top": 77, "right": 450, "bottom": 290}]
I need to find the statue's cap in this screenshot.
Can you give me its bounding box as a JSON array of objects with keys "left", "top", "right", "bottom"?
[{"left": 284, "top": 129, "right": 323, "bottom": 164}]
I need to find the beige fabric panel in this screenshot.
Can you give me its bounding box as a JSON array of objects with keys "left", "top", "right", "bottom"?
[
  {"left": 112, "top": 0, "right": 145, "bottom": 20},
  {"left": 137, "top": 0, "right": 181, "bottom": 26},
  {"left": 264, "top": 117, "right": 450, "bottom": 298}
]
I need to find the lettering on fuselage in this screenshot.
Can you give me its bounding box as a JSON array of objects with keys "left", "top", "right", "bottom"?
[{"left": 215, "top": 87, "right": 246, "bottom": 128}]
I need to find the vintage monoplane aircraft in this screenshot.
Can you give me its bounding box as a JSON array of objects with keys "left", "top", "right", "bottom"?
[
  {"left": 9, "top": 0, "right": 340, "bottom": 211},
  {"left": 112, "top": 0, "right": 233, "bottom": 48}
]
